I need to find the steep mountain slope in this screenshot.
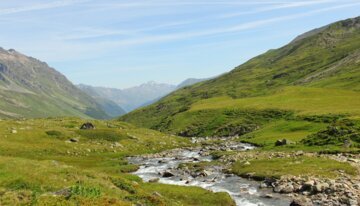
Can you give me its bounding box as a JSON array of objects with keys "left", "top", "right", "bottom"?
[
  {"left": 0, "top": 48, "right": 108, "bottom": 119},
  {"left": 120, "top": 16, "right": 360, "bottom": 137},
  {"left": 89, "top": 97, "right": 126, "bottom": 118}
]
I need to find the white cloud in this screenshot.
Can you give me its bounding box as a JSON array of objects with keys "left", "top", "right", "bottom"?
[{"left": 0, "top": 0, "right": 89, "bottom": 15}]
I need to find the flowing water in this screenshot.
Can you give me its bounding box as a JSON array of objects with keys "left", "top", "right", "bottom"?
[{"left": 129, "top": 142, "right": 291, "bottom": 206}]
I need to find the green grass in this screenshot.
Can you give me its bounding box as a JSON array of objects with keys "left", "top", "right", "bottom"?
[
  {"left": 239, "top": 119, "right": 327, "bottom": 148},
  {"left": 76, "top": 129, "right": 130, "bottom": 142},
  {"left": 231, "top": 156, "right": 358, "bottom": 179},
  {"left": 190, "top": 87, "right": 360, "bottom": 116},
  {"left": 141, "top": 183, "right": 235, "bottom": 206},
  {"left": 0, "top": 118, "right": 234, "bottom": 206}
]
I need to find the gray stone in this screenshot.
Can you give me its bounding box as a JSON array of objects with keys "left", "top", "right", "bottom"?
[
  {"left": 149, "top": 178, "right": 160, "bottom": 183},
  {"left": 244, "top": 161, "right": 251, "bottom": 165},
  {"left": 281, "top": 184, "right": 294, "bottom": 193},
  {"left": 290, "top": 197, "right": 312, "bottom": 206}
]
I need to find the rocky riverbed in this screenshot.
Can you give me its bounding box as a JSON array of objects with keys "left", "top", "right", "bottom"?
[
  {"left": 129, "top": 140, "right": 292, "bottom": 206},
  {"left": 129, "top": 137, "right": 360, "bottom": 206},
  {"left": 220, "top": 150, "right": 360, "bottom": 206}
]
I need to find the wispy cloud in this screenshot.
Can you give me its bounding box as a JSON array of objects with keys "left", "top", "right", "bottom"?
[
  {"left": 0, "top": 0, "right": 89, "bottom": 15},
  {"left": 220, "top": 0, "right": 338, "bottom": 18},
  {"left": 60, "top": 27, "right": 136, "bottom": 40},
  {"left": 72, "top": 0, "right": 346, "bottom": 42},
  {"left": 90, "top": 1, "right": 294, "bottom": 8},
  {"left": 76, "top": 1, "right": 360, "bottom": 48},
  {"left": 59, "top": 20, "right": 195, "bottom": 41}
]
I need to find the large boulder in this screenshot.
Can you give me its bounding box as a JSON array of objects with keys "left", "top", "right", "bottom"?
[
  {"left": 80, "top": 122, "right": 95, "bottom": 130},
  {"left": 275, "top": 139, "right": 288, "bottom": 146}
]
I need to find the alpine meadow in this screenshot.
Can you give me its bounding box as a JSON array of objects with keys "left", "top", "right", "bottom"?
[{"left": 0, "top": 1, "right": 359, "bottom": 206}]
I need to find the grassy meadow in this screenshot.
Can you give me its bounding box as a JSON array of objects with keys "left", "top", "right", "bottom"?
[{"left": 0, "top": 118, "right": 235, "bottom": 206}]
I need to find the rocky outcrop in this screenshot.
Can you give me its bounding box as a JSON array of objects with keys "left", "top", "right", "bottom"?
[{"left": 261, "top": 175, "right": 360, "bottom": 206}]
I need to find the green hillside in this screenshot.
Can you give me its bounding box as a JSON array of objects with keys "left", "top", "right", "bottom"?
[
  {"left": 0, "top": 49, "right": 108, "bottom": 119},
  {"left": 120, "top": 16, "right": 360, "bottom": 144}
]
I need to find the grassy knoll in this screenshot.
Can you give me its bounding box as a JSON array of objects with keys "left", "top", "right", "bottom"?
[
  {"left": 231, "top": 157, "right": 357, "bottom": 180},
  {"left": 0, "top": 118, "right": 234, "bottom": 205},
  {"left": 190, "top": 87, "right": 360, "bottom": 116},
  {"left": 239, "top": 119, "right": 327, "bottom": 148}
]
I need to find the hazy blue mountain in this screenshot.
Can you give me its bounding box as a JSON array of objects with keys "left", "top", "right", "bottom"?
[
  {"left": 78, "top": 78, "right": 211, "bottom": 114},
  {"left": 78, "top": 81, "right": 176, "bottom": 112}
]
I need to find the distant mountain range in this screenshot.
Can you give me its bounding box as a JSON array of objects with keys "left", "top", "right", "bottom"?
[
  {"left": 0, "top": 48, "right": 109, "bottom": 119},
  {"left": 78, "top": 78, "right": 208, "bottom": 113},
  {"left": 0, "top": 46, "right": 209, "bottom": 119}
]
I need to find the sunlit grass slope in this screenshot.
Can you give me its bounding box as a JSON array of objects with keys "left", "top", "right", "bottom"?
[
  {"left": 190, "top": 87, "right": 360, "bottom": 115},
  {"left": 0, "top": 118, "right": 234, "bottom": 206},
  {"left": 120, "top": 17, "right": 360, "bottom": 142}
]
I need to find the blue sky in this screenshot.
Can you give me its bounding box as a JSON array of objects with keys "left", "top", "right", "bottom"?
[{"left": 0, "top": 0, "right": 359, "bottom": 88}]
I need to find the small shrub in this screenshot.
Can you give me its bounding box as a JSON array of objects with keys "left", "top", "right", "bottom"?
[
  {"left": 111, "top": 178, "right": 136, "bottom": 194},
  {"left": 300, "top": 114, "right": 345, "bottom": 123},
  {"left": 6, "top": 179, "right": 41, "bottom": 192},
  {"left": 69, "top": 184, "right": 101, "bottom": 198}
]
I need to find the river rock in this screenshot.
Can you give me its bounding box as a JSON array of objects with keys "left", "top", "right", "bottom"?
[
  {"left": 290, "top": 196, "right": 312, "bottom": 206},
  {"left": 301, "top": 180, "right": 315, "bottom": 192},
  {"left": 162, "top": 171, "right": 175, "bottom": 178},
  {"left": 199, "top": 170, "right": 211, "bottom": 177},
  {"left": 282, "top": 184, "right": 295, "bottom": 193},
  {"left": 274, "top": 183, "right": 294, "bottom": 194},
  {"left": 149, "top": 178, "right": 160, "bottom": 183},
  {"left": 262, "top": 194, "right": 273, "bottom": 199},
  {"left": 152, "top": 192, "right": 162, "bottom": 197},
  {"left": 295, "top": 151, "right": 304, "bottom": 156},
  {"left": 244, "top": 161, "right": 251, "bottom": 165},
  {"left": 53, "top": 188, "right": 71, "bottom": 198}
]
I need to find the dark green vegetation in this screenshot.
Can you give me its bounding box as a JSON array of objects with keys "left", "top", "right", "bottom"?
[
  {"left": 0, "top": 48, "right": 109, "bottom": 119},
  {"left": 0, "top": 118, "right": 234, "bottom": 205},
  {"left": 121, "top": 17, "right": 360, "bottom": 141},
  {"left": 301, "top": 120, "right": 360, "bottom": 147}
]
